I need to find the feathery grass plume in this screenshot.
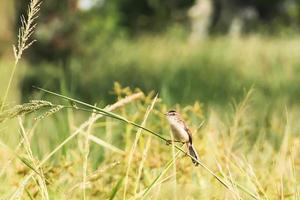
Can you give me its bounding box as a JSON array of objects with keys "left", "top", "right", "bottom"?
[
  {"left": 13, "top": 0, "right": 42, "bottom": 61},
  {"left": 34, "top": 105, "right": 64, "bottom": 121},
  {"left": 1, "top": 0, "right": 42, "bottom": 111},
  {"left": 0, "top": 100, "right": 53, "bottom": 123}
]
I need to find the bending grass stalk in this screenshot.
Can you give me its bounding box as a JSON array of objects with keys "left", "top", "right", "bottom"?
[
  {"left": 33, "top": 86, "right": 260, "bottom": 200},
  {"left": 33, "top": 86, "right": 166, "bottom": 142},
  {"left": 123, "top": 95, "right": 158, "bottom": 200}
]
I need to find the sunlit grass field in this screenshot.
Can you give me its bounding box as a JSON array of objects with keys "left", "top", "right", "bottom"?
[
  {"left": 0, "top": 0, "right": 300, "bottom": 199},
  {"left": 0, "top": 84, "right": 299, "bottom": 199}
]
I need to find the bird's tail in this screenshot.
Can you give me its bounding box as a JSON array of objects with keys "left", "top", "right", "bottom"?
[{"left": 188, "top": 143, "right": 199, "bottom": 166}]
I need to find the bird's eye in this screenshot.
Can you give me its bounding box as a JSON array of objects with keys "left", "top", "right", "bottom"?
[{"left": 167, "top": 110, "right": 176, "bottom": 116}]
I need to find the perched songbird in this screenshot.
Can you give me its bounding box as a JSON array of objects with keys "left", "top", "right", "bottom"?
[{"left": 165, "top": 110, "right": 199, "bottom": 166}]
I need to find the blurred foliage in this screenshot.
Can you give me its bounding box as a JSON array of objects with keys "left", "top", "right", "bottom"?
[
  {"left": 11, "top": 0, "right": 300, "bottom": 107},
  {"left": 21, "top": 35, "right": 300, "bottom": 108}
]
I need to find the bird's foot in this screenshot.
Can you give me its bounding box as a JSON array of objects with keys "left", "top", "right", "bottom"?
[
  {"left": 165, "top": 140, "right": 185, "bottom": 145},
  {"left": 180, "top": 151, "right": 189, "bottom": 158},
  {"left": 166, "top": 140, "right": 172, "bottom": 145}
]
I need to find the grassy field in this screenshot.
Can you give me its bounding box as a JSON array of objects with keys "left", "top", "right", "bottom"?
[
  {"left": 0, "top": 85, "right": 299, "bottom": 199},
  {"left": 0, "top": 0, "right": 300, "bottom": 199}
]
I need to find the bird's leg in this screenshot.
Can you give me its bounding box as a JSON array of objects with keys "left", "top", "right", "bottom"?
[
  {"left": 181, "top": 142, "right": 190, "bottom": 157},
  {"left": 182, "top": 151, "right": 189, "bottom": 157},
  {"left": 175, "top": 140, "right": 186, "bottom": 144},
  {"left": 165, "top": 140, "right": 185, "bottom": 145},
  {"left": 166, "top": 139, "right": 172, "bottom": 145}
]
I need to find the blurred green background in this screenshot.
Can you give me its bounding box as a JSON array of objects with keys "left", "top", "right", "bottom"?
[{"left": 1, "top": 0, "right": 300, "bottom": 107}]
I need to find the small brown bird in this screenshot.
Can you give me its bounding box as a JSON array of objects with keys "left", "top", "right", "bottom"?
[{"left": 165, "top": 110, "right": 199, "bottom": 166}]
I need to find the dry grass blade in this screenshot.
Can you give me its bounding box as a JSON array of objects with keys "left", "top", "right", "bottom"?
[
  {"left": 169, "top": 128, "right": 177, "bottom": 200},
  {"left": 87, "top": 134, "right": 125, "bottom": 155},
  {"left": 81, "top": 111, "right": 95, "bottom": 200},
  {"left": 133, "top": 136, "right": 152, "bottom": 195},
  {"left": 123, "top": 94, "right": 158, "bottom": 200}
]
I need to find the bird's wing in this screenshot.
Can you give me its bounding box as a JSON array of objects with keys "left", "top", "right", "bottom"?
[{"left": 180, "top": 120, "right": 193, "bottom": 143}]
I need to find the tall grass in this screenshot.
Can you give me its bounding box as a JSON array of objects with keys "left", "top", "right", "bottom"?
[
  {"left": 1, "top": 82, "right": 300, "bottom": 199},
  {"left": 0, "top": 0, "right": 299, "bottom": 199},
  {"left": 2, "top": 84, "right": 299, "bottom": 199}
]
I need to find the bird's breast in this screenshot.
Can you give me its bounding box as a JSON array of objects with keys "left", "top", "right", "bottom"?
[{"left": 170, "top": 123, "right": 190, "bottom": 142}]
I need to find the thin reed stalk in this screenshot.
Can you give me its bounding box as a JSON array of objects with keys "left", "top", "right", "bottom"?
[
  {"left": 82, "top": 111, "right": 95, "bottom": 200},
  {"left": 169, "top": 129, "right": 177, "bottom": 200},
  {"left": 133, "top": 136, "right": 152, "bottom": 195}
]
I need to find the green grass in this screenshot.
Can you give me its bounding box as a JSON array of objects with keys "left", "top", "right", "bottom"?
[
  {"left": 0, "top": 0, "right": 300, "bottom": 199},
  {"left": 0, "top": 86, "right": 299, "bottom": 199}
]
